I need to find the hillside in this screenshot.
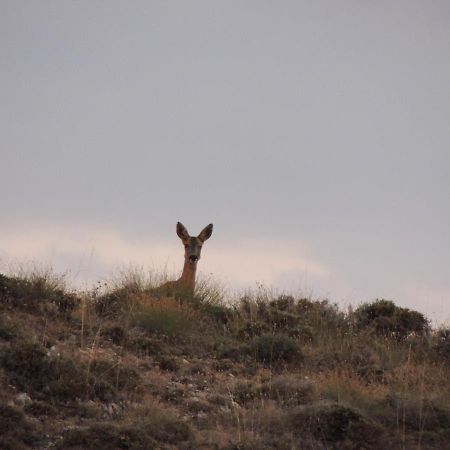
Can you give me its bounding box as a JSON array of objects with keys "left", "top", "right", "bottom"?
[{"left": 0, "top": 270, "right": 449, "bottom": 450}]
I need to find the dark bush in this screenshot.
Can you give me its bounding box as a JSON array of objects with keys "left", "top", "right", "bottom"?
[
  {"left": 434, "top": 327, "right": 450, "bottom": 363},
  {"left": 353, "top": 299, "right": 429, "bottom": 339},
  {"left": 290, "top": 403, "right": 382, "bottom": 447},
  {"left": 233, "top": 375, "right": 315, "bottom": 406},
  {"left": 250, "top": 333, "right": 303, "bottom": 366},
  {"left": 126, "top": 336, "right": 162, "bottom": 356},
  {"left": 383, "top": 393, "right": 450, "bottom": 432},
  {"left": 101, "top": 325, "right": 127, "bottom": 345},
  {"left": 0, "top": 318, "right": 17, "bottom": 341},
  {"left": 0, "top": 404, "right": 40, "bottom": 450},
  {"left": 94, "top": 287, "right": 134, "bottom": 318},
  {"left": 0, "top": 341, "right": 140, "bottom": 402},
  {"left": 58, "top": 414, "right": 192, "bottom": 449},
  {"left": 0, "top": 273, "right": 77, "bottom": 314},
  {"left": 260, "top": 375, "right": 316, "bottom": 405},
  {"left": 159, "top": 356, "right": 179, "bottom": 372},
  {"left": 202, "top": 303, "right": 234, "bottom": 326},
  {"left": 24, "top": 400, "right": 58, "bottom": 417},
  {"left": 0, "top": 341, "right": 86, "bottom": 400},
  {"left": 238, "top": 295, "right": 347, "bottom": 342},
  {"left": 88, "top": 359, "right": 141, "bottom": 393},
  {"left": 57, "top": 423, "right": 157, "bottom": 450}
]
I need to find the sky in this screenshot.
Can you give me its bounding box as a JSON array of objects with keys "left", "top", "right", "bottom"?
[{"left": 1, "top": 1, "right": 449, "bottom": 324}]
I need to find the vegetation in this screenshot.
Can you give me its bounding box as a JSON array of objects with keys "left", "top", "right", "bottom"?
[{"left": 0, "top": 268, "right": 449, "bottom": 449}]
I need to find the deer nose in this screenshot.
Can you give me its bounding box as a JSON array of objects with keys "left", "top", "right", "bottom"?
[{"left": 189, "top": 255, "right": 198, "bottom": 262}]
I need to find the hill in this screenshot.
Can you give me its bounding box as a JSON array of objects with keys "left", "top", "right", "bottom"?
[{"left": 0, "top": 270, "right": 449, "bottom": 449}]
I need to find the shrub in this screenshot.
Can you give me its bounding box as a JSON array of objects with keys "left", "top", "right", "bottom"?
[
  {"left": 233, "top": 375, "right": 315, "bottom": 406},
  {"left": 126, "top": 335, "right": 162, "bottom": 356},
  {"left": 382, "top": 392, "right": 450, "bottom": 432},
  {"left": 58, "top": 406, "right": 192, "bottom": 449},
  {"left": 0, "top": 317, "right": 17, "bottom": 341},
  {"left": 101, "top": 325, "right": 127, "bottom": 345},
  {"left": 434, "top": 327, "right": 450, "bottom": 363},
  {"left": 353, "top": 299, "right": 429, "bottom": 339},
  {"left": 131, "top": 298, "right": 197, "bottom": 338},
  {"left": 24, "top": 400, "right": 58, "bottom": 417},
  {"left": 0, "top": 404, "right": 40, "bottom": 450},
  {"left": 249, "top": 333, "right": 303, "bottom": 366},
  {"left": 0, "top": 341, "right": 86, "bottom": 401},
  {"left": 94, "top": 287, "right": 135, "bottom": 318},
  {"left": 159, "top": 356, "right": 179, "bottom": 372},
  {"left": 260, "top": 375, "right": 316, "bottom": 405},
  {"left": 237, "top": 294, "right": 347, "bottom": 343},
  {"left": 57, "top": 423, "right": 157, "bottom": 450},
  {"left": 0, "top": 273, "right": 77, "bottom": 314},
  {"left": 201, "top": 303, "right": 235, "bottom": 327},
  {"left": 311, "top": 344, "right": 386, "bottom": 383},
  {"left": 0, "top": 341, "right": 139, "bottom": 402},
  {"left": 88, "top": 359, "right": 141, "bottom": 393},
  {"left": 290, "top": 403, "right": 382, "bottom": 447}
]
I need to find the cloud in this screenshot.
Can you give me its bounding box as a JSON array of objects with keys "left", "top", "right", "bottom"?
[
  {"left": 0, "top": 220, "right": 328, "bottom": 289},
  {"left": 1, "top": 219, "right": 449, "bottom": 325}
]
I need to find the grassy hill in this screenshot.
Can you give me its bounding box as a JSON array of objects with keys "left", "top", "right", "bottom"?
[{"left": 0, "top": 270, "right": 449, "bottom": 450}]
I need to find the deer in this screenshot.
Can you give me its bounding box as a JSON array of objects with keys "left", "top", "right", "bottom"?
[{"left": 153, "top": 222, "right": 213, "bottom": 299}]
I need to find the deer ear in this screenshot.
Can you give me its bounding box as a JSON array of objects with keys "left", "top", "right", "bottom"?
[
  {"left": 198, "top": 223, "right": 213, "bottom": 242},
  {"left": 176, "top": 222, "right": 190, "bottom": 240}
]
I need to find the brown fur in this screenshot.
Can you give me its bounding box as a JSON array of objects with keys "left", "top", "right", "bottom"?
[{"left": 155, "top": 222, "right": 213, "bottom": 296}]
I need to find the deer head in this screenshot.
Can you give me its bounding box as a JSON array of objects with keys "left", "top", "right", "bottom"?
[{"left": 176, "top": 222, "right": 213, "bottom": 265}]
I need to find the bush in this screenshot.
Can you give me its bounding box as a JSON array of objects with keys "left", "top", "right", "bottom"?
[
  {"left": 0, "top": 317, "right": 17, "bottom": 341},
  {"left": 131, "top": 299, "right": 197, "bottom": 338},
  {"left": 233, "top": 375, "right": 315, "bottom": 406},
  {"left": 57, "top": 423, "right": 157, "bottom": 450},
  {"left": 237, "top": 295, "right": 347, "bottom": 343},
  {"left": 0, "top": 341, "right": 87, "bottom": 401},
  {"left": 290, "top": 403, "right": 382, "bottom": 447},
  {"left": 101, "top": 325, "right": 127, "bottom": 345},
  {"left": 434, "top": 328, "right": 450, "bottom": 363},
  {"left": 24, "top": 400, "right": 58, "bottom": 417},
  {"left": 310, "top": 344, "right": 386, "bottom": 383},
  {"left": 353, "top": 299, "right": 429, "bottom": 339},
  {"left": 0, "top": 404, "right": 40, "bottom": 450},
  {"left": 0, "top": 273, "right": 77, "bottom": 315},
  {"left": 58, "top": 412, "right": 192, "bottom": 449},
  {"left": 94, "top": 287, "right": 135, "bottom": 318},
  {"left": 201, "top": 303, "right": 235, "bottom": 327},
  {"left": 159, "top": 356, "right": 179, "bottom": 372},
  {"left": 383, "top": 392, "right": 450, "bottom": 432},
  {"left": 250, "top": 333, "right": 303, "bottom": 366},
  {"left": 88, "top": 359, "right": 141, "bottom": 393},
  {"left": 260, "top": 375, "right": 316, "bottom": 405},
  {"left": 0, "top": 341, "right": 139, "bottom": 402}
]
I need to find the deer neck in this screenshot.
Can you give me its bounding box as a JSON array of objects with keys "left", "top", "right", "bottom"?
[{"left": 178, "top": 259, "right": 197, "bottom": 291}]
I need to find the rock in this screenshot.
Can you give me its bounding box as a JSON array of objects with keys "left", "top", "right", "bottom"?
[{"left": 16, "top": 392, "right": 32, "bottom": 406}]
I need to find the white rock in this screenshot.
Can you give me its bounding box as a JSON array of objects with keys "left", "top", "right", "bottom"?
[{"left": 16, "top": 392, "right": 32, "bottom": 406}]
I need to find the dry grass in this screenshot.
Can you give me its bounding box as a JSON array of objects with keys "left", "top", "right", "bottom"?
[{"left": 0, "top": 268, "right": 449, "bottom": 449}]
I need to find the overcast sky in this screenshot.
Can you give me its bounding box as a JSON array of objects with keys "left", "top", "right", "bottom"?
[{"left": 1, "top": 1, "right": 449, "bottom": 324}]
